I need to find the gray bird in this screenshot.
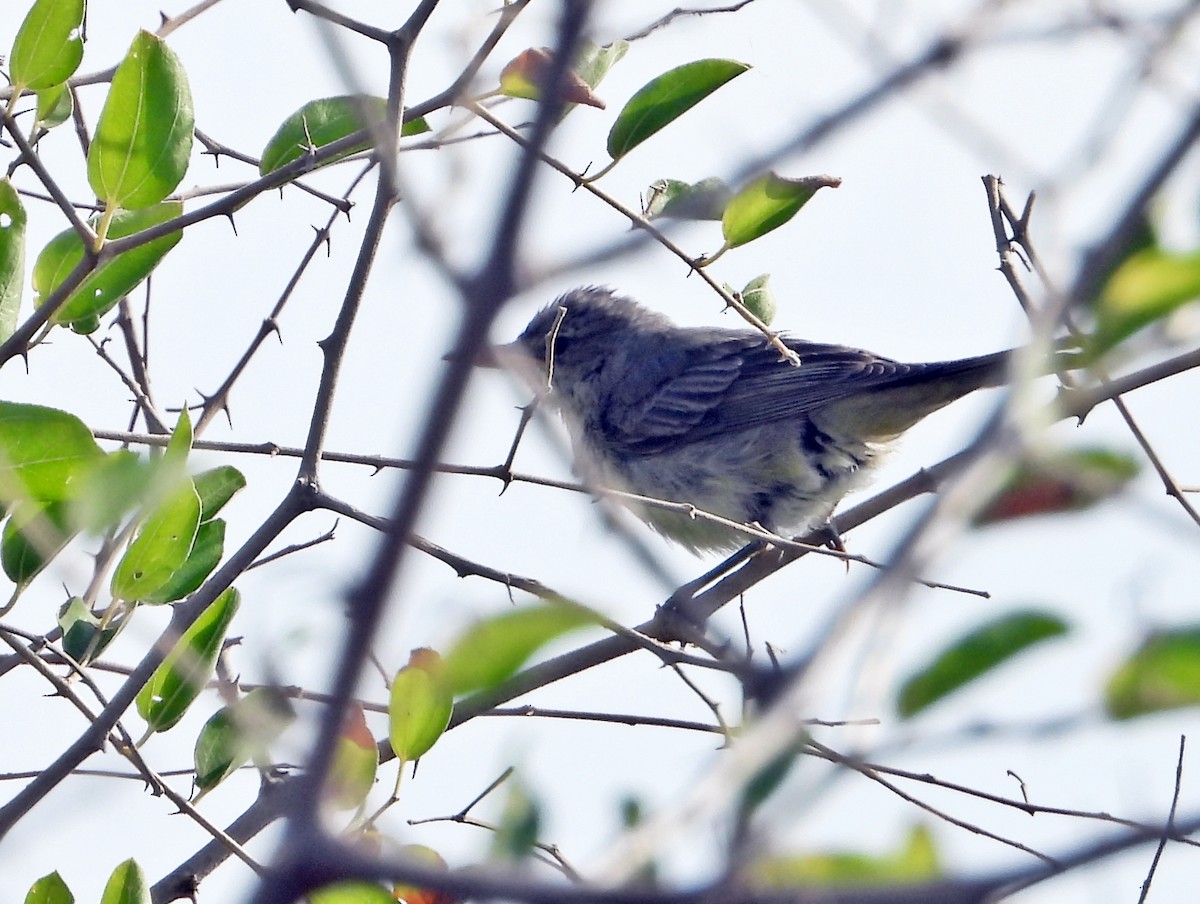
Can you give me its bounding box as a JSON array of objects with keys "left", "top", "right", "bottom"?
[{"left": 498, "top": 286, "right": 1027, "bottom": 552}]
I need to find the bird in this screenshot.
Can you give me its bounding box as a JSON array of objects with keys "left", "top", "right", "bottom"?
[{"left": 494, "top": 286, "right": 1038, "bottom": 553}]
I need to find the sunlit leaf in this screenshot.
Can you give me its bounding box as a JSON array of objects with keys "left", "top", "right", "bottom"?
[
  {"left": 897, "top": 611, "right": 1069, "bottom": 718},
  {"left": 974, "top": 448, "right": 1139, "bottom": 525},
  {"left": 10, "top": 0, "right": 86, "bottom": 92},
  {"left": 24, "top": 870, "right": 74, "bottom": 904},
  {"left": 441, "top": 600, "right": 596, "bottom": 696},
  {"left": 260, "top": 95, "right": 392, "bottom": 175},
  {"left": 1091, "top": 245, "right": 1200, "bottom": 355},
  {"left": 98, "top": 859, "right": 149, "bottom": 904},
  {"left": 389, "top": 648, "right": 452, "bottom": 762},
  {"left": 110, "top": 478, "right": 201, "bottom": 602},
  {"left": 1105, "top": 626, "right": 1200, "bottom": 719},
  {"left": 0, "top": 179, "right": 28, "bottom": 344},
  {"left": 719, "top": 173, "right": 840, "bottom": 252},
  {"left": 739, "top": 273, "right": 776, "bottom": 325},
  {"left": 606, "top": 59, "right": 749, "bottom": 162},
  {"left": 88, "top": 31, "right": 194, "bottom": 211},
  {"left": 643, "top": 177, "right": 731, "bottom": 221},
  {"left": 193, "top": 687, "right": 294, "bottom": 794},
  {"left": 140, "top": 518, "right": 224, "bottom": 604},
  {"left": 33, "top": 201, "right": 184, "bottom": 332},
  {"left": 136, "top": 587, "right": 240, "bottom": 734},
  {"left": 0, "top": 402, "right": 102, "bottom": 505}
]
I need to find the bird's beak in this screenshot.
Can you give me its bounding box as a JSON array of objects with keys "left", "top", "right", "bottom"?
[{"left": 444, "top": 341, "right": 533, "bottom": 370}]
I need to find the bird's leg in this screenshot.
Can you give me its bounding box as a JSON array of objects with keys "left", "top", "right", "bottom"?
[
  {"left": 809, "top": 517, "right": 850, "bottom": 573},
  {"left": 663, "top": 539, "right": 766, "bottom": 625}
]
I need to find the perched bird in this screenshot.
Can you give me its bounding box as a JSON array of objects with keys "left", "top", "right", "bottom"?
[{"left": 496, "top": 286, "right": 1032, "bottom": 552}]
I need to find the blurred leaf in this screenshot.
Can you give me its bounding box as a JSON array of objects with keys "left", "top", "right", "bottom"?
[
  {"left": 99, "top": 859, "right": 149, "bottom": 904},
  {"left": 392, "top": 845, "right": 452, "bottom": 904},
  {"left": 163, "top": 407, "right": 193, "bottom": 470},
  {"left": 58, "top": 596, "right": 124, "bottom": 663},
  {"left": 644, "top": 177, "right": 731, "bottom": 221},
  {"left": 308, "top": 882, "right": 395, "bottom": 904},
  {"left": 88, "top": 30, "right": 193, "bottom": 211},
  {"left": 2, "top": 499, "right": 72, "bottom": 587},
  {"left": 0, "top": 402, "right": 102, "bottom": 505},
  {"left": 136, "top": 587, "right": 240, "bottom": 735},
  {"left": 10, "top": 0, "right": 86, "bottom": 92},
  {"left": 36, "top": 82, "right": 74, "bottom": 130},
  {"left": 1092, "top": 244, "right": 1200, "bottom": 355},
  {"left": 193, "top": 687, "right": 295, "bottom": 795},
  {"left": 719, "top": 173, "right": 840, "bottom": 252},
  {"left": 974, "top": 448, "right": 1139, "bottom": 525},
  {"left": 33, "top": 201, "right": 184, "bottom": 331},
  {"left": 748, "top": 825, "right": 940, "bottom": 886},
  {"left": 0, "top": 179, "right": 27, "bottom": 344},
  {"left": 607, "top": 59, "right": 749, "bottom": 162},
  {"left": 1105, "top": 626, "right": 1200, "bottom": 719},
  {"left": 140, "top": 518, "right": 224, "bottom": 604},
  {"left": 389, "top": 648, "right": 452, "bottom": 762},
  {"left": 573, "top": 39, "right": 628, "bottom": 91},
  {"left": 498, "top": 47, "right": 605, "bottom": 109},
  {"left": 325, "top": 702, "right": 378, "bottom": 812},
  {"left": 739, "top": 743, "right": 803, "bottom": 819},
  {"left": 110, "top": 478, "right": 201, "bottom": 602},
  {"left": 491, "top": 780, "right": 540, "bottom": 863},
  {"left": 72, "top": 450, "right": 153, "bottom": 534},
  {"left": 24, "top": 870, "right": 74, "bottom": 904},
  {"left": 192, "top": 465, "right": 246, "bottom": 521},
  {"left": 441, "top": 600, "right": 596, "bottom": 696},
  {"left": 260, "top": 95, "right": 402, "bottom": 175},
  {"left": 897, "top": 611, "right": 1068, "bottom": 718}
]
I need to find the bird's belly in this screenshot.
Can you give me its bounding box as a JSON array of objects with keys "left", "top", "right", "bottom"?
[{"left": 583, "top": 423, "right": 883, "bottom": 552}]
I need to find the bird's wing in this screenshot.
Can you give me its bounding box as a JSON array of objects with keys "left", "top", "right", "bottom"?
[{"left": 602, "top": 333, "right": 997, "bottom": 456}]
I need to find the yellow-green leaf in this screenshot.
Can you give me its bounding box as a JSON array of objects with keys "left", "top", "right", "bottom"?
[
  {"left": 325, "top": 702, "right": 378, "bottom": 812},
  {"left": 260, "top": 95, "right": 387, "bottom": 175},
  {"left": 388, "top": 648, "right": 452, "bottom": 762},
  {"left": 110, "top": 479, "right": 201, "bottom": 602},
  {"left": 10, "top": 0, "right": 86, "bottom": 92},
  {"left": 24, "top": 870, "right": 74, "bottom": 904},
  {"left": 1105, "top": 626, "right": 1200, "bottom": 719},
  {"left": 720, "top": 173, "right": 840, "bottom": 252},
  {"left": 1092, "top": 245, "right": 1200, "bottom": 355},
  {"left": 0, "top": 179, "right": 27, "bottom": 344},
  {"left": 88, "top": 31, "right": 194, "bottom": 210},
  {"left": 99, "top": 859, "right": 149, "bottom": 904},
  {"left": 0, "top": 402, "right": 102, "bottom": 505}
]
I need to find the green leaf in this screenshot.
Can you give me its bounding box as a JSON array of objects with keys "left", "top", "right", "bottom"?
[
  {"left": 1105, "top": 626, "right": 1200, "bottom": 719},
  {"left": 897, "top": 611, "right": 1069, "bottom": 718},
  {"left": 110, "top": 479, "right": 201, "bottom": 602},
  {"left": 974, "top": 448, "right": 1139, "bottom": 525},
  {"left": 33, "top": 201, "right": 185, "bottom": 331},
  {"left": 325, "top": 702, "right": 378, "bottom": 812},
  {"left": 308, "top": 882, "right": 395, "bottom": 904},
  {"left": 24, "top": 871, "right": 74, "bottom": 904},
  {"left": 720, "top": 173, "right": 840, "bottom": 252},
  {"left": 58, "top": 596, "right": 124, "bottom": 663},
  {"left": 140, "top": 518, "right": 224, "bottom": 604},
  {"left": 388, "top": 648, "right": 453, "bottom": 762},
  {"left": 163, "top": 407, "right": 193, "bottom": 469},
  {"left": 10, "top": 0, "right": 86, "bottom": 92},
  {"left": 193, "top": 687, "right": 295, "bottom": 794},
  {"left": 36, "top": 82, "right": 75, "bottom": 130},
  {"left": 606, "top": 59, "right": 750, "bottom": 162},
  {"left": 136, "top": 587, "right": 240, "bottom": 734},
  {"left": 260, "top": 95, "right": 390, "bottom": 175},
  {"left": 99, "top": 859, "right": 150, "bottom": 904},
  {"left": 192, "top": 465, "right": 246, "bottom": 521},
  {"left": 644, "top": 177, "right": 731, "bottom": 221},
  {"left": 739, "top": 273, "right": 776, "bottom": 325},
  {"left": 0, "top": 179, "right": 28, "bottom": 344},
  {"left": 748, "top": 825, "right": 940, "bottom": 886},
  {"left": 88, "top": 30, "right": 194, "bottom": 210},
  {"left": 71, "top": 450, "right": 153, "bottom": 534},
  {"left": 1091, "top": 245, "right": 1200, "bottom": 355},
  {"left": 0, "top": 402, "right": 102, "bottom": 505},
  {"left": 2, "top": 499, "right": 72, "bottom": 586},
  {"left": 442, "top": 600, "right": 596, "bottom": 696}
]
